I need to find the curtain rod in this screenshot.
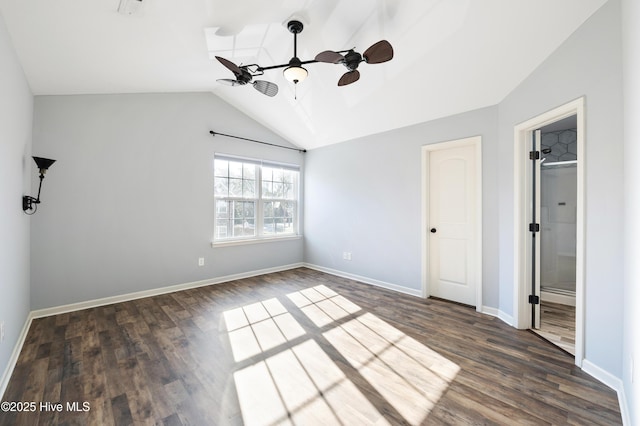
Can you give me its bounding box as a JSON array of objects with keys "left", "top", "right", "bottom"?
[{"left": 209, "top": 131, "right": 306, "bottom": 153}]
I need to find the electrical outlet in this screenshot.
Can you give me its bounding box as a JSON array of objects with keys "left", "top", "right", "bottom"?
[
  {"left": 198, "top": 257, "right": 205, "bottom": 266},
  {"left": 342, "top": 252, "right": 352, "bottom": 261},
  {"left": 0, "top": 321, "right": 5, "bottom": 343}
]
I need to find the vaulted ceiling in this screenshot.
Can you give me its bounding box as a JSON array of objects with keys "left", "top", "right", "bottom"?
[{"left": 0, "top": 0, "right": 608, "bottom": 150}]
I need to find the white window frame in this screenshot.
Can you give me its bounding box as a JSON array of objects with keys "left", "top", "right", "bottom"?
[{"left": 212, "top": 154, "right": 301, "bottom": 246}]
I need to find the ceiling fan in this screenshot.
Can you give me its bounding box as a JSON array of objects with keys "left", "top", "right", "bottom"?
[
  {"left": 214, "top": 19, "right": 394, "bottom": 96},
  {"left": 215, "top": 56, "right": 279, "bottom": 97},
  {"left": 315, "top": 40, "right": 394, "bottom": 86}
]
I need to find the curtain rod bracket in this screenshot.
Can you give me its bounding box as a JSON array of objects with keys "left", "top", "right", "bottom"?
[{"left": 209, "top": 130, "right": 306, "bottom": 153}]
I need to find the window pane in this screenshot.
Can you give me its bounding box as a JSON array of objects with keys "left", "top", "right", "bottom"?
[
  {"left": 262, "top": 201, "right": 295, "bottom": 236},
  {"left": 263, "top": 218, "right": 275, "bottom": 235},
  {"left": 216, "top": 200, "right": 229, "bottom": 217},
  {"left": 283, "top": 201, "right": 295, "bottom": 235},
  {"left": 229, "top": 161, "right": 243, "bottom": 178},
  {"left": 243, "top": 201, "right": 255, "bottom": 218},
  {"left": 233, "top": 219, "right": 245, "bottom": 237},
  {"left": 243, "top": 177, "right": 256, "bottom": 198},
  {"left": 282, "top": 183, "right": 292, "bottom": 200},
  {"left": 229, "top": 178, "right": 243, "bottom": 197},
  {"left": 214, "top": 177, "right": 229, "bottom": 197},
  {"left": 243, "top": 163, "right": 257, "bottom": 198},
  {"left": 215, "top": 219, "right": 229, "bottom": 239},
  {"left": 231, "top": 200, "right": 255, "bottom": 238},
  {"left": 232, "top": 201, "right": 243, "bottom": 219},
  {"left": 262, "top": 181, "right": 273, "bottom": 198},
  {"left": 243, "top": 163, "right": 256, "bottom": 180},
  {"left": 264, "top": 201, "right": 273, "bottom": 218},
  {"left": 273, "top": 182, "right": 283, "bottom": 198},
  {"left": 215, "top": 199, "right": 232, "bottom": 239},
  {"left": 262, "top": 167, "right": 273, "bottom": 182},
  {"left": 214, "top": 159, "right": 228, "bottom": 177},
  {"left": 260, "top": 167, "right": 297, "bottom": 200},
  {"left": 263, "top": 200, "right": 273, "bottom": 235},
  {"left": 261, "top": 166, "right": 295, "bottom": 200},
  {"left": 273, "top": 168, "right": 284, "bottom": 183}
]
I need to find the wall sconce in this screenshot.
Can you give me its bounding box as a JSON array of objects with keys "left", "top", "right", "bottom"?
[{"left": 23, "top": 156, "right": 56, "bottom": 215}]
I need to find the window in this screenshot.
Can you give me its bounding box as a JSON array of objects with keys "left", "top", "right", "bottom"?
[{"left": 214, "top": 155, "right": 300, "bottom": 243}]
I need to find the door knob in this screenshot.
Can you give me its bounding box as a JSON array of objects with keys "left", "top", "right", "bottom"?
[{"left": 430, "top": 228, "right": 437, "bottom": 233}]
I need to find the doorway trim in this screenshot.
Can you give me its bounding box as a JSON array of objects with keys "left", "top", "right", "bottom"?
[
  {"left": 513, "top": 97, "right": 585, "bottom": 367},
  {"left": 421, "top": 136, "right": 482, "bottom": 311}
]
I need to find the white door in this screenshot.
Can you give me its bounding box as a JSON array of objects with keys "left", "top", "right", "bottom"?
[{"left": 429, "top": 145, "right": 478, "bottom": 306}]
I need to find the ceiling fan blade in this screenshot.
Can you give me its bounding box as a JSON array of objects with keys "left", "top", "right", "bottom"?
[
  {"left": 363, "top": 40, "right": 394, "bottom": 64},
  {"left": 253, "top": 80, "right": 279, "bottom": 97},
  {"left": 338, "top": 70, "right": 360, "bottom": 86},
  {"left": 215, "top": 56, "right": 242, "bottom": 76},
  {"left": 315, "top": 50, "right": 344, "bottom": 64},
  {"left": 217, "top": 78, "right": 242, "bottom": 86}
]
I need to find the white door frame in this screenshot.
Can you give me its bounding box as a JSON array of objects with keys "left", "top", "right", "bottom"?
[
  {"left": 422, "top": 136, "right": 483, "bottom": 311},
  {"left": 512, "top": 97, "right": 585, "bottom": 367}
]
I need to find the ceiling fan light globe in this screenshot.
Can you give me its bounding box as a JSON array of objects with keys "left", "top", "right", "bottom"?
[{"left": 284, "top": 66, "right": 308, "bottom": 84}]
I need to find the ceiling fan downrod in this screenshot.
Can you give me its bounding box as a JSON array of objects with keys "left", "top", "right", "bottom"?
[
  {"left": 288, "top": 20, "right": 303, "bottom": 58},
  {"left": 283, "top": 20, "right": 308, "bottom": 88}
]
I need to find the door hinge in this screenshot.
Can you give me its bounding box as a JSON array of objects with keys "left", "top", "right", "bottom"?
[
  {"left": 529, "top": 295, "right": 540, "bottom": 305},
  {"left": 529, "top": 223, "right": 540, "bottom": 232},
  {"left": 529, "top": 150, "right": 540, "bottom": 160}
]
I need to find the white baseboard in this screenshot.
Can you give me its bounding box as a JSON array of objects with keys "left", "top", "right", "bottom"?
[
  {"left": 0, "top": 313, "right": 34, "bottom": 400},
  {"left": 303, "top": 265, "right": 517, "bottom": 327},
  {"left": 541, "top": 290, "right": 576, "bottom": 306},
  {"left": 31, "top": 263, "right": 305, "bottom": 319},
  {"left": 481, "top": 306, "right": 499, "bottom": 317},
  {"left": 303, "top": 263, "right": 423, "bottom": 298},
  {"left": 481, "top": 306, "right": 515, "bottom": 326},
  {"left": 498, "top": 310, "right": 515, "bottom": 326},
  {"left": 582, "top": 359, "right": 630, "bottom": 425}
]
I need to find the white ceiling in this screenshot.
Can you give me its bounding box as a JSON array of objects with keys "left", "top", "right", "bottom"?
[{"left": 0, "top": 0, "right": 607, "bottom": 150}]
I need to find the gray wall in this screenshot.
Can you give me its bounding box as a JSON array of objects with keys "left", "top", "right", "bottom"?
[
  {"left": 30, "top": 93, "right": 304, "bottom": 310},
  {"left": 622, "top": 0, "right": 640, "bottom": 423},
  {"left": 304, "top": 106, "right": 500, "bottom": 307},
  {"left": 0, "top": 11, "right": 33, "bottom": 390},
  {"left": 498, "top": 0, "right": 624, "bottom": 376}
]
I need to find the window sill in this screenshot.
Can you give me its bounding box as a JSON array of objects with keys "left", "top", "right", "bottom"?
[{"left": 211, "top": 235, "right": 303, "bottom": 248}]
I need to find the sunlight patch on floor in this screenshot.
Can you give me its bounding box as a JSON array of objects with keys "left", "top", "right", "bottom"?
[
  {"left": 224, "top": 285, "right": 459, "bottom": 425},
  {"left": 233, "top": 339, "right": 389, "bottom": 426},
  {"left": 287, "top": 285, "right": 362, "bottom": 327},
  {"left": 324, "top": 313, "right": 460, "bottom": 425},
  {"left": 223, "top": 297, "right": 306, "bottom": 362}
]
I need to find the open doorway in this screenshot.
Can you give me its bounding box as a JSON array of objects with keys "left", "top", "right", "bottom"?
[
  {"left": 534, "top": 116, "right": 578, "bottom": 355},
  {"left": 512, "top": 98, "right": 585, "bottom": 367}
]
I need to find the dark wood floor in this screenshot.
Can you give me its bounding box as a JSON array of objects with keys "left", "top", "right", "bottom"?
[
  {"left": 534, "top": 301, "right": 576, "bottom": 356},
  {"left": 0, "top": 268, "right": 621, "bottom": 425}
]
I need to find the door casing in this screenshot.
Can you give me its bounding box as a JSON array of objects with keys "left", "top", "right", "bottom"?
[
  {"left": 422, "top": 136, "right": 483, "bottom": 311},
  {"left": 513, "top": 97, "right": 585, "bottom": 367}
]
